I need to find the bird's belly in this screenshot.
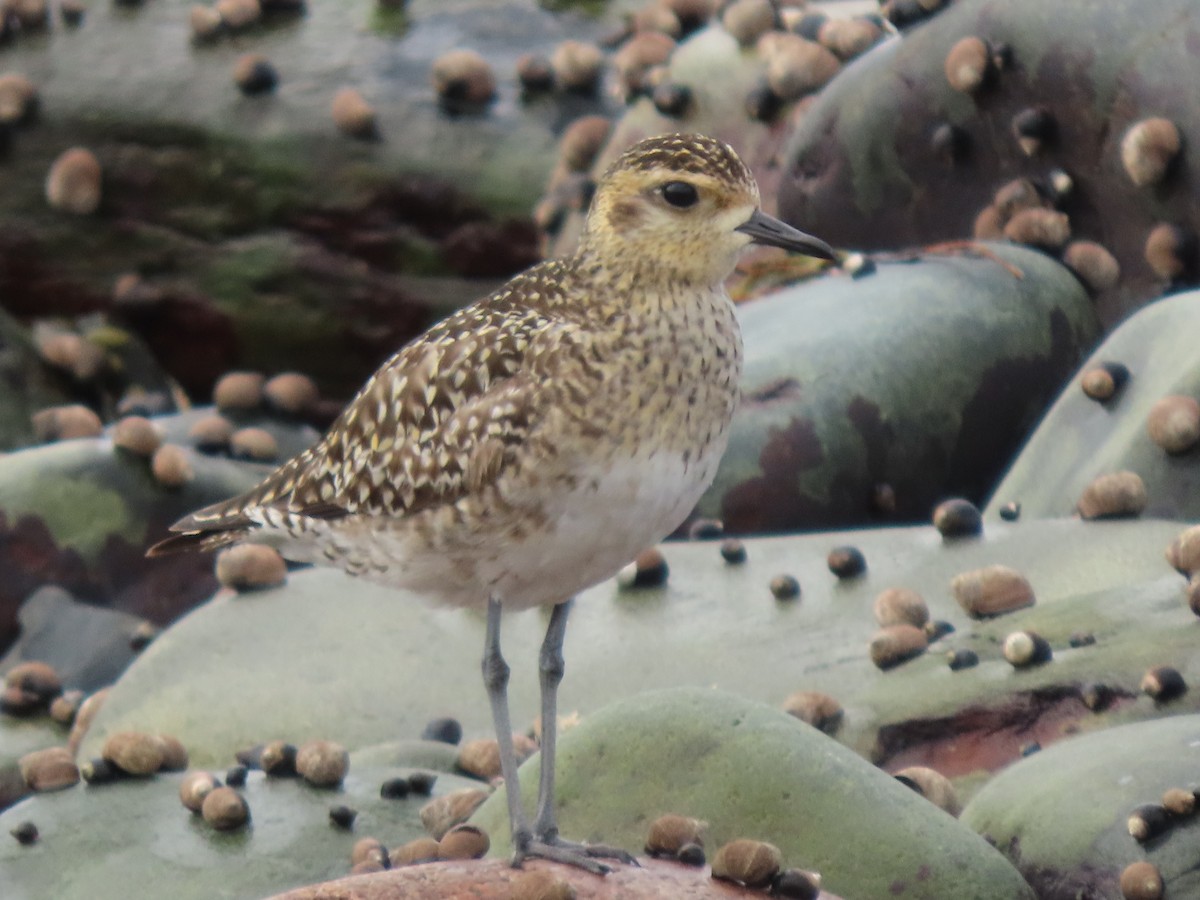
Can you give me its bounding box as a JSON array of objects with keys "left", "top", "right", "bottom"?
[
  {"left": 316, "top": 446, "right": 721, "bottom": 611},
  {"left": 476, "top": 449, "right": 720, "bottom": 610}
]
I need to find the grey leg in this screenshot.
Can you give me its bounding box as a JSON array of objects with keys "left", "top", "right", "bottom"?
[
  {"left": 526, "top": 599, "right": 638, "bottom": 870},
  {"left": 532, "top": 598, "right": 572, "bottom": 841},
  {"left": 482, "top": 597, "right": 532, "bottom": 852},
  {"left": 483, "top": 598, "right": 617, "bottom": 875}
]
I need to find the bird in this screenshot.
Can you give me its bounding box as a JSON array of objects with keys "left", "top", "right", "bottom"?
[{"left": 149, "top": 132, "right": 833, "bottom": 874}]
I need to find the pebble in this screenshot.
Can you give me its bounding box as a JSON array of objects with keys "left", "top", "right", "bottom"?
[
  {"left": 216, "top": 543, "right": 287, "bottom": 590},
  {"left": 101, "top": 731, "right": 165, "bottom": 776},
  {"left": 214, "top": 371, "right": 265, "bottom": 410},
  {"left": 420, "top": 716, "right": 463, "bottom": 745},
  {"left": 894, "top": 765, "right": 959, "bottom": 815},
  {"left": 46, "top": 147, "right": 103, "bottom": 215},
  {"left": 150, "top": 443, "right": 194, "bottom": 488},
  {"left": 550, "top": 40, "right": 604, "bottom": 93},
  {"left": 185, "top": 416, "right": 234, "bottom": 455},
  {"left": 419, "top": 787, "right": 489, "bottom": 840},
  {"left": 331, "top": 88, "right": 377, "bottom": 139},
  {"left": 616, "top": 547, "right": 668, "bottom": 588},
  {"left": 722, "top": 0, "right": 775, "bottom": 47},
  {"left": 781, "top": 690, "right": 842, "bottom": 734},
  {"left": 189, "top": 4, "right": 223, "bottom": 40},
  {"left": 112, "top": 415, "right": 163, "bottom": 457},
  {"left": 826, "top": 545, "right": 866, "bottom": 578},
  {"left": 215, "top": 0, "right": 260, "bottom": 29},
  {"left": 230, "top": 426, "right": 279, "bottom": 461},
  {"left": 233, "top": 54, "right": 278, "bottom": 95},
  {"left": 437, "top": 823, "right": 490, "bottom": 860},
  {"left": 201, "top": 786, "right": 250, "bottom": 830},
  {"left": 295, "top": 739, "right": 348, "bottom": 787},
  {"left": 0, "top": 73, "right": 37, "bottom": 124},
  {"left": 873, "top": 587, "right": 929, "bottom": 629},
  {"left": 32, "top": 404, "right": 103, "bottom": 442},
  {"left": 390, "top": 837, "right": 440, "bottom": 865},
  {"left": 1076, "top": 470, "right": 1147, "bottom": 520},
  {"left": 951, "top": 564, "right": 1035, "bottom": 618},
  {"left": 329, "top": 805, "right": 357, "bottom": 829},
  {"left": 431, "top": 49, "right": 497, "bottom": 105},
  {"left": 932, "top": 498, "right": 982, "bottom": 537},
  {"left": 869, "top": 624, "right": 927, "bottom": 670},
  {"left": 18, "top": 747, "right": 79, "bottom": 792},
  {"left": 1146, "top": 395, "right": 1200, "bottom": 455},
  {"left": 179, "top": 771, "right": 221, "bottom": 813},
  {"left": 1063, "top": 241, "right": 1121, "bottom": 294},
  {"left": 711, "top": 838, "right": 782, "bottom": 888},
  {"left": 644, "top": 813, "right": 706, "bottom": 856},
  {"left": 943, "top": 36, "right": 990, "bottom": 94},
  {"left": 769, "top": 573, "right": 801, "bottom": 601},
  {"left": 1119, "top": 861, "right": 1163, "bottom": 900},
  {"left": 1144, "top": 223, "right": 1194, "bottom": 280},
  {"left": 719, "top": 538, "right": 747, "bottom": 564},
  {"left": 263, "top": 372, "right": 319, "bottom": 415},
  {"left": 1121, "top": 118, "right": 1180, "bottom": 187}
]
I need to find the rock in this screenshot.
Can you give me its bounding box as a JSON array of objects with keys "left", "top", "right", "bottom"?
[
  {"left": 545, "top": 25, "right": 825, "bottom": 258},
  {"left": 961, "top": 716, "right": 1200, "bottom": 898},
  {"left": 78, "top": 516, "right": 1187, "bottom": 805},
  {"left": 270, "top": 856, "right": 843, "bottom": 899},
  {"left": 697, "top": 243, "right": 1096, "bottom": 533},
  {"left": 779, "top": 0, "right": 1200, "bottom": 326},
  {"left": 985, "top": 289, "right": 1200, "bottom": 521},
  {"left": 0, "top": 0, "right": 613, "bottom": 400},
  {"left": 0, "top": 423, "right": 303, "bottom": 656},
  {"left": 0, "top": 755, "right": 483, "bottom": 899},
  {"left": 0, "top": 586, "right": 144, "bottom": 692},
  {"left": 472, "top": 689, "right": 1032, "bottom": 899},
  {"left": 44, "top": 148, "right": 102, "bottom": 215}
]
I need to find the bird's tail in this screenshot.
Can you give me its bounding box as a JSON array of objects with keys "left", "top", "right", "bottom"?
[{"left": 146, "top": 525, "right": 250, "bottom": 557}]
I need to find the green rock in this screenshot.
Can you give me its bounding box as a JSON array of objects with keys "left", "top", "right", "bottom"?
[
  {"left": 961, "top": 715, "right": 1200, "bottom": 898},
  {"left": 473, "top": 688, "right": 1034, "bottom": 899},
  {"left": 0, "top": 309, "right": 78, "bottom": 451},
  {"left": 0, "top": 715, "right": 68, "bottom": 810},
  {"left": 0, "top": 755, "right": 481, "bottom": 900},
  {"left": 0, "top": 420, "right": 310, "bottom": 653},
  {"left": 81, "top": 517, "right": 1187, "bottom": 792},
  {"left": 698, "top": 242, "right": 1097, "bottom": 532},
  {"left": 986, "top": 289, "right": 1200, "bottom": 521},
  {"left": 779, "top": 0, "right": 1200, "bottom": 326},
  {"left": 0, "top": 0, "right": 617, "bottom": 397}
]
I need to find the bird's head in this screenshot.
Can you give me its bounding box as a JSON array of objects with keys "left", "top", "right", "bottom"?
[{"left": 579, "top": 133, "right": 833, "bottom": 287}]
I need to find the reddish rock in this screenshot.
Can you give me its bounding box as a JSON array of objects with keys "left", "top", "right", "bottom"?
[{"left": 266, "top": 857, "right": 845, "bottom": 899}]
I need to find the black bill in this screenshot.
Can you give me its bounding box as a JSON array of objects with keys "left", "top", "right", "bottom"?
[{"left": 735, "top": 208, "right": 835, "bottom": 260}]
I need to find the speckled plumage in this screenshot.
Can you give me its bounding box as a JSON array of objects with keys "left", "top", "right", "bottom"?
[
  {"left": 152, "top": 134, "right": 812, "bottom": 612},
  {"left": 152, "top": 132, "right": 833, "bottom": 874}
]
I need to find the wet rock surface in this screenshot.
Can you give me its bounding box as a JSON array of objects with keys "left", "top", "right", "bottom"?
[
  {"left": 473, "top": 688, "right": 1033, "bottom": 900},
  {"left": 779, "top": 0, "right": 1200, "bottom": 327},
  {"left": 0, "top": 747, "right": 482, "bottom": 900},
  {"left": 986, "top": 289, "right": 1200, "bottom": 522},
  {"left": 0, "top": 0, "right": 612, "bottom": 399},
  {"left": 271, "top": 857, "right": 842, "bottom": 900},
  {"left": 73, "top": 518, "right": 1192, "bottom": 799},
  {"left": 0, "top": 409, "right": 317, "bottom": 655},
  {"left": 962, "top": 715, "right": 1200, "bottom": 899},
  {"left": 697, "top": 242, "right": 1096, "bottom": 533}
]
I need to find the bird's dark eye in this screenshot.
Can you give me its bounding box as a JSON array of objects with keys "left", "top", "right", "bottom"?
[{"left": 660, "top": 181, "right": 699, "bottom": 208}]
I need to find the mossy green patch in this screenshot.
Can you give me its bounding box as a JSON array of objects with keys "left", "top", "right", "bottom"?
[{"left": 4, "top": 474, "right": 141, "bottom": 562}]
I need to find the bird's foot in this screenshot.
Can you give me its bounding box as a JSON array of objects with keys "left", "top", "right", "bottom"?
[{"left": 512, "top": 833, "right": 638, "bottom": 875}]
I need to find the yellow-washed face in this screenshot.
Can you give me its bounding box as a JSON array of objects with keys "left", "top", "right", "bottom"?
[{"left": 582, "top": 133, "right": 833, "bottom": 287}]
